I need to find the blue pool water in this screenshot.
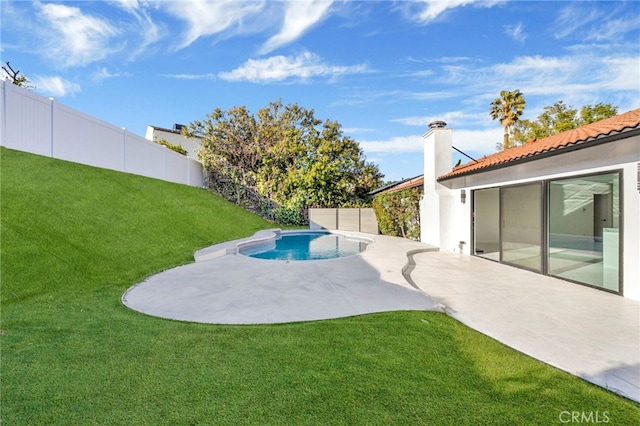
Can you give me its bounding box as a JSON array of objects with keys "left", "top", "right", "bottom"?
[{"left": 240, "top": 232, "right": 369, "bottom": 261}]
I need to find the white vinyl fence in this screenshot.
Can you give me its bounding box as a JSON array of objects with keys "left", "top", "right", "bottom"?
[{"left": 0, "top": 80, "right": 204, "bottom": 187}]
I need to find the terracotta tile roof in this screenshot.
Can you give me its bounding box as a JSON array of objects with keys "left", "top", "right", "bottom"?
[{"left": 439, "top": 108, "right": 640, "bottom": 180}]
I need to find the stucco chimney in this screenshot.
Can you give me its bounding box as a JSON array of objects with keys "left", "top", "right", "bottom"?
[
  {"left": 421, "top": 121, "right": 455, "bottom": 248},
  {"left": 423, "top": 121, "right": 452, "bottom": 191}
]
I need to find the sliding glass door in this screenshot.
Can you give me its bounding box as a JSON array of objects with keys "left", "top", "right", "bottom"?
[
  {"left": 548, "top": 173, "right": 620, "bottom": 291},
  {"left": 472, "top": 171, "right": 621, "bottom": 294},
  {"left": 473, "top": 188, "right": 499, "bottom": 260},
  {"left": 500, "top": 183, "right": 543, "bottom": 272}
]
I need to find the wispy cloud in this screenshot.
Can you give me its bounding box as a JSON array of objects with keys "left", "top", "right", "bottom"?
[
  {"left": 260, "top": 0, "right": 334, "bottom": 54},
  {"left": 582, "top": 15, "right": 640, "bottom": 42},
  {"left": 333, "top": 89, "right": 451, "bottom": 107},
  {"left": 450, "top": 127, "right": 503, "bottom": 153},
  {"left": 598, "top": 57, "right": 640, "bottom": 91},
  {"left": 37, "top": 2, "right": 121, "bottom": 67},
  {"left": 33, "top": 76, "right": 81, "bottom": 97},
  {"left": 360, "top": 126, "right": 503, "bottom": 157},
  {"left": 111, "top": 0, "right": 162, "bottom": 59},
  {"left": 392, "top": 110, "right": 485, "bottom": 128},
  {"left": 218, "top": 51, "right": 369, "bottom": 83},
  {"left": 161, "top": 73, "right": 217, "bottom": 80},
  {"left": 553, "top": 4, "right": 603, "bottom": 40},
  {"left": 407, "top": 0, "right": 504, "bottom": 24},
  {"left": 436, "top": 53, "right": 640, "bottom": 107},
  {"left": 342, "top": 127, "right": 377, "bottom": 135},
  {"left": 553, "top": 3, "right": 640, "bottom": 42},
  {"left": 163, "top": 0, "right": 265, "bottom": 49},
  {"left": 415, "top": 0, "right": 476, "bottom": 22},
  {"left": 505, "top": 22, "right": 526, "bottom": 44},
  {"left": 92, "top": 67, "right": 132, "bottom": 82},
  {"left": 360, "top": 135, "right": 424, "bottom": 154}
]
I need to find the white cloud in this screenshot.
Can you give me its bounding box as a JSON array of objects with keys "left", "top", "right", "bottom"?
[
  {"left": 163, "top": 0, "right": 265, "bottom": 49},
  {"left": 415, "top": 0, "right": 476, "bottom": 22},
  {"left": 553, "top": 5, "right": 602, "bottom": 40},
  {"left": 451, "top": 128, "right": 503, "bottom": 154},
  {"left": 260, "top": 0, "right": 334, "bottom": 54},
  {"left": 505, "top": 22, "right": 526, "bottom": 44},
  {"left": 37, "top": 3, "right": 120, "bottom": 67},
  {"left": 162, "top": 73, "right": 217, "bottom": 80},
  {"left": 343, "top": 127, "right": 376, "bottom": 134},
  {"left": 359, "top": 127, "right": 506, "bottom": 157},
  {"left": 92, "top": 67, "right": 132, "bottom": 82},
  {"left": 110, "top": 0, "right": 162, "bottom": 59},
  {"left": 109, "top": 0, "right": 142, "bottom": 12},
  {"left": 436, "top": 53, "right": 640, "bottom": 107},
  {"left": 583, "top": 16, "right": 640, "bottom": 42},
  {"left": 489, "top": 55, "right": 576, "bottom": 82},
  {"left": 392, "top": 110, "right": 485, "bottom": 128},
  {"left": 403, "top": 69, "right": 435, "bottom": 78},
  {"left": 218, "top": 51, "right": 368, "bottom": 83},
  {"left": 409, "top": 0, "right": 504, "bottom": 24},
  {"left": 599, "top": 57, "right": 640, "bottom": 91},
  {"left": 33, "top": 76, "right": 81, "bottom": 97},
  {"left": 360, "top": 135, "right": 424, "bottom": 154},
  {"left": 553, "top": 4, "right": 640, "bottom": 42}
]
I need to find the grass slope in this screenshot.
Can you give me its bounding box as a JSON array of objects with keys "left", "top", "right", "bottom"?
[{"left": 1, "top": 147, "right": 638, "bottom": 425}]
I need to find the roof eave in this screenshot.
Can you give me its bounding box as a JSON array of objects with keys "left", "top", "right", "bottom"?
[{"left": 437, "top": 127, "right": 640, "bottom": 182}]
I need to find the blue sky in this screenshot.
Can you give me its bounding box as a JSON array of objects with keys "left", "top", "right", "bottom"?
[{"left": 2, "top": 0, "right": 639, "bottom": 182}]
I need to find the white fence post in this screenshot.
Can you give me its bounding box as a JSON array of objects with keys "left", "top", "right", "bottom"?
[
  {"left": 49, "top": 97, "right": 55, "bottom": 158},
  {"left": 162, "top": 145, "right": 167, "bottom": 180},
  {"left": 0, "top": 80, "right": 6, "bottom": 148},
  {"left": 122, "top": 127, "right": 127, "bottom": 172},
  {"left": 187, "top": 157, "right": 191, "bottom": 186},
  {"left": 0, "top": 80, "right": 7, "bottom": 146}
]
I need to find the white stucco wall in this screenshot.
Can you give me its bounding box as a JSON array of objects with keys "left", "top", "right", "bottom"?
[{"left": 622, "top": 161, "right": 640, "bottom": 300}]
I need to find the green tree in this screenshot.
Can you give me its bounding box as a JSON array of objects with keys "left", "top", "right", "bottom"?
[
  {"left": 511, "top": 101, "right": 619, "bottom": 146},
  {"left": 490, "top": 89, "right": 526, "bottom": 150},
  {"left": 579, "top": 103, "right": 619, "bottom": 125},
  {"left": 186, "top": 100, "right": 383, "bottom": 223},
  {"left": 186, "top": 106, "right": 260, "bottom": 188}
]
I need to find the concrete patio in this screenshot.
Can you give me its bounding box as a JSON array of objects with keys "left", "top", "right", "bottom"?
[
  {"left": 409, "top": 250, "right": 640, "bottom": 403},
  {"left": 122, "top": 230, "right": 640, "bottom": 402}
]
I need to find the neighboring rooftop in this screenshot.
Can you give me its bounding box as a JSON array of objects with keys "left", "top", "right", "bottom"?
[
  {"left": 148, "top": 123, "right": 187, "bottom": 134},
  {"left": 370, "top": 174, "right": 424, "bottom": 196},
  {"left": 439, "top": 108, "right": 640, "bottom": 181}
]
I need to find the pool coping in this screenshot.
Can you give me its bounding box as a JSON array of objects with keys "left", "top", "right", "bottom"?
[
  {"left": 194, "top": 229, "right": 376, "bottom": 261},
  {"left": 122, "top": 230, "right": 441, "bottom": 324}
]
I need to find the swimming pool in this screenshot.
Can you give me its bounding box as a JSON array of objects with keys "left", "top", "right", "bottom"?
[{"left": 239, "top": 231, "right": 370, "bottom": 261}]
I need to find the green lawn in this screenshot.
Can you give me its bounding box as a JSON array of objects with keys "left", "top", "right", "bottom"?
[{"left": 1, "top": 147, "right": 638, "bottom": 425}]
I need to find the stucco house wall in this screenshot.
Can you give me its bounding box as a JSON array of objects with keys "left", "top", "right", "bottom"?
[{"left": 420, "top": 118, "right": 640, "bottom": 301}]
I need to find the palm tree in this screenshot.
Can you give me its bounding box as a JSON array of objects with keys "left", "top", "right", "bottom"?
[{"left": 490, "top": 90, "right": 526, "bottom": 150}]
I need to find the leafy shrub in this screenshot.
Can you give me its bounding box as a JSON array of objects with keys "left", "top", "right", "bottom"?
[
  {"left": 372, "top": 188, "right": 421, "bottom": 240},
  {"left": 274, "top": 205, "right": 307, "bottom": 226},
  {"left": 156, "top": 138, "right": 187, "bottom": 155}
]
